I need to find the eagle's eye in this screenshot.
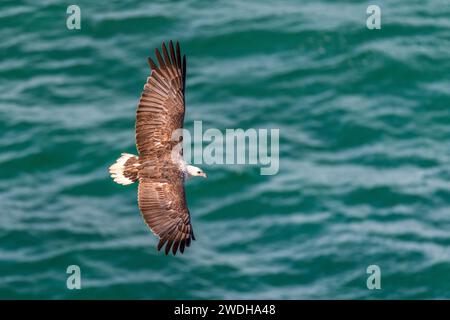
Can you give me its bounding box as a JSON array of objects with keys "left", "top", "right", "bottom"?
[{"left": 197, "top": 171, "right": 201, "bottom": 174}]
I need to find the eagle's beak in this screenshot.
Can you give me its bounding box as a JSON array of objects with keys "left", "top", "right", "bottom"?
[{"left": 201, "top": 172, "right": 207, "bottom": 178}]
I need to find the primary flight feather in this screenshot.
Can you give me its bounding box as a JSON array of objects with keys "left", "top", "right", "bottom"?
[{"left": 109, "top": 41, "right": 206, "bottom": 256}]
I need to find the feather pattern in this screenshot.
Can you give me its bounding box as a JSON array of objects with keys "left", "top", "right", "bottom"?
[{"left": 135, "top": 41, "right": 194, "bottom": 255}]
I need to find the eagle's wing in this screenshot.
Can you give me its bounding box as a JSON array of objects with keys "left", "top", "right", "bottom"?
[
  {"left": 136, "top": 41, "right": 186, "bottom": 161},
  {"left": 135, "top": 41, "right": 193, "bottom": 255},
  {"left": 138, "top": 176, "right": 195, "bottom": 255}
]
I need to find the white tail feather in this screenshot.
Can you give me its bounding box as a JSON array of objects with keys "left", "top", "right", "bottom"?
[{"left": 109, "top": 153, "right": 136, "bottom": 185}]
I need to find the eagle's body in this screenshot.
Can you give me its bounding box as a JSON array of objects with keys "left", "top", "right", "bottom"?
[{"left": 109, "top": 41, "right": 206, "bottom": 256}]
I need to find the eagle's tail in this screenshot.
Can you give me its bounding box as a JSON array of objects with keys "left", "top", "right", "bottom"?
[{"left": 109, "top": 153, "right": 139, "bottom": 185}]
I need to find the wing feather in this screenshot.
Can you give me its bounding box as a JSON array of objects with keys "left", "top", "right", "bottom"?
[
  {"left": 135, "top": 42, "right": 194, "bottom": 255},
  {"left": 136, "top": 41, "right": 185, "bottom": 161},
  {"left": 138, "top": 178, "right": 194, "bottom": 255}
]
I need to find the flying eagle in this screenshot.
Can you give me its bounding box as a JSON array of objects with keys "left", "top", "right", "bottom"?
[{"left": 109, "top": 41, "right": 206, "bottom": 256}]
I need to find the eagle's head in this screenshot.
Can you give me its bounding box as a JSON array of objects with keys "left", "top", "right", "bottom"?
[{"left": 186, "top": 165, "right": 207, "bottom": 178}]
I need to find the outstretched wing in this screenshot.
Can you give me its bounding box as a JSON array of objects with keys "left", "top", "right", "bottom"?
[
  {"left": 138, "top": 177, "right": 195, "bottom": 255},
  {"left": 135, "top": 41, "right": 186, "bottom": 161}
]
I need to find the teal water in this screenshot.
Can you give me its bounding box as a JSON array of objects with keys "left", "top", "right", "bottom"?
[{"left": 1, "top": 0, "right": 450, "bottom": 299}]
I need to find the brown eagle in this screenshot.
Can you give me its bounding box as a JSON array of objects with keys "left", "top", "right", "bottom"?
[{"left": 109, "top": 41, "right": 206, "bottom": 256}]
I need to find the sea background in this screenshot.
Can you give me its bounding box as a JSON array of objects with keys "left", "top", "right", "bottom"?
[{"left": 1, "top": 0, "right": 450, "bottom": 299}]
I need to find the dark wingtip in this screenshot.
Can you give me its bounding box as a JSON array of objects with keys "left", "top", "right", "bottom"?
[
  {"left": 155, "top": 47, "right": 165, "bottom": 68},
  {"left": 148, "top": 57, "right": 158, "bottom": 70},
  {"left": 172, "top": 240, "right": 180, "bottom": 255},
  {"left": 186, "top": 236, "right": 191, "bottom": 247},
  {"left": 162, "top": 41, "right": 172, "bottom": 67},
  {"left": 179, "top": 240, "right": 185, "bottom": 254},
  {"left": 169, "top": 40, "right": 177, "bottom": 67},
  {"left": 157, "top": 238, "right": 166, "bottom": 251},
  {"left": 165, "top": 240, "right": 173, "bottom": 255},
  {"left": 176, "top": 42, "right": 182, "bottom": 69},
  {"left": 182, "top": 54, "right": 186, "bottom": 93}
]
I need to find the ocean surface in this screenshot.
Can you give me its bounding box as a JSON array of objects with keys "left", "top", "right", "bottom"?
[{"left": 1, "top": 0, "right": 450, "bottom": 299}]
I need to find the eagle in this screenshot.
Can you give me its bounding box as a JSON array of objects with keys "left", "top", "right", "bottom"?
[{"left": 109, "top": 41, "right": 206, "bottom": 256}]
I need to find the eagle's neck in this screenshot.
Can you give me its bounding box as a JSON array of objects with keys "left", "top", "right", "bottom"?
[{"left": 179, "top": 159, "right": 190, "bottom": 180}]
